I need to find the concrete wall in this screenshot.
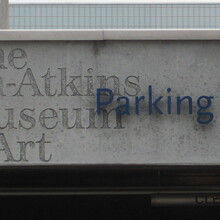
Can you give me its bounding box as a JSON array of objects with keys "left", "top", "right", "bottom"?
[
  {"left": 0, "top": 30, "right": 219, "bottom": 165},
  {"left": 0, "top": 0, "right": 9, "bottom": 29}
]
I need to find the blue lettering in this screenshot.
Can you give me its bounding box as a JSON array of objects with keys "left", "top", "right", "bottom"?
[
  {"left": 97, "top": 88, "right": 114, "bottom": 115},
  {"left": 148, "top": 85, "right": 163, "bottom": 114}
]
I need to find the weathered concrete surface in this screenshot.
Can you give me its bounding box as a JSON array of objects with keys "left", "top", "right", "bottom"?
[
  {"left": 0, "top": 40, "right": 219, "bottom": 165},
  {"left": 0, "top": 0, "right": 9, "bottom": 29},
  {"left": 1, "top": 30, "right": 220, "bottom": 40}
]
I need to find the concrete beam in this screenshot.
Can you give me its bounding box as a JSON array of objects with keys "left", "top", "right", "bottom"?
[{"left": 0, "top": 29, "right": 220, "bottom": 40}]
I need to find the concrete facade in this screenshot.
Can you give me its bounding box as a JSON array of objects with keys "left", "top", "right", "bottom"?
[{"left": 0, "top": 30, "right": 219, "bottom": 165}]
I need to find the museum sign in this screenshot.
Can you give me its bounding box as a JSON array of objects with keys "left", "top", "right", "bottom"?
[{"left": 0, "top": 34, "right": 219, "bottom": 165}]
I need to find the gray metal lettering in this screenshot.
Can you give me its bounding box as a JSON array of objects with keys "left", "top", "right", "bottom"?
[
  {"left": 124, "top": 76, "right": 140, "bottom": 96},
  {"left": 0, "top": 76, "right": 5, "bottom": 96},
  {"left": 36, "top": 133, "right": 52, "bottom": 162},
  {"left": 19, "top": 108, "right": 36, "bottom": 130},
  {"left": 86, "top": 108, "right": 97, "bottom": 129},
  {"left": 0, "top": 133, "right": 18, "bottom": 162},
  {"left": 60, "top": 108, "right": 84, "bottom": 129},
  {"left": 101, "top": 108, "right": 124, "bottom": 129},
  {"left": 0, "top": 49, "right": 7, "bottom": 69},
  {"left": 98, "top": 76, "right": 122, "bottom": 96},
  {"left": 17, "top": 141, "right": 35, "bottom": 162},
  {"left": 114, "top": 113, "right": 125, "bottom": 129},
  {"left": 39, "top": 108, "right": 58, "bottom": 129},
  {"left": 14, "top": 68, "right": 43, "bottom": 96},
  {"left": 58, "top": 68, "right": 83, "bottom": 96},
  {"left": 0, "top": 109, "right": 17, "bottom": 129},
  {"left": 87, "top": 108, "right": 124, "bottom": 129},
  {"left": 84, "top": 76, "right": 95, "bottom": 96},
  {"left": 8, "top": 48, "right": 27, "bottom": 69},
  {"left": 41, "top": 68, "right": 57, "bottom": 96}
]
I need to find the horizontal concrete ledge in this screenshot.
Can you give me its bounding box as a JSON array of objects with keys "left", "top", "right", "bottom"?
[
  {"left": 0, "top": 29, "right": 220, "bottom": 40},
  {"left": 104, "top": 29, "right": 220, "bottom": 40},
  {"left": 9, "top": 0, "right": 220, "bottom": 5}
]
